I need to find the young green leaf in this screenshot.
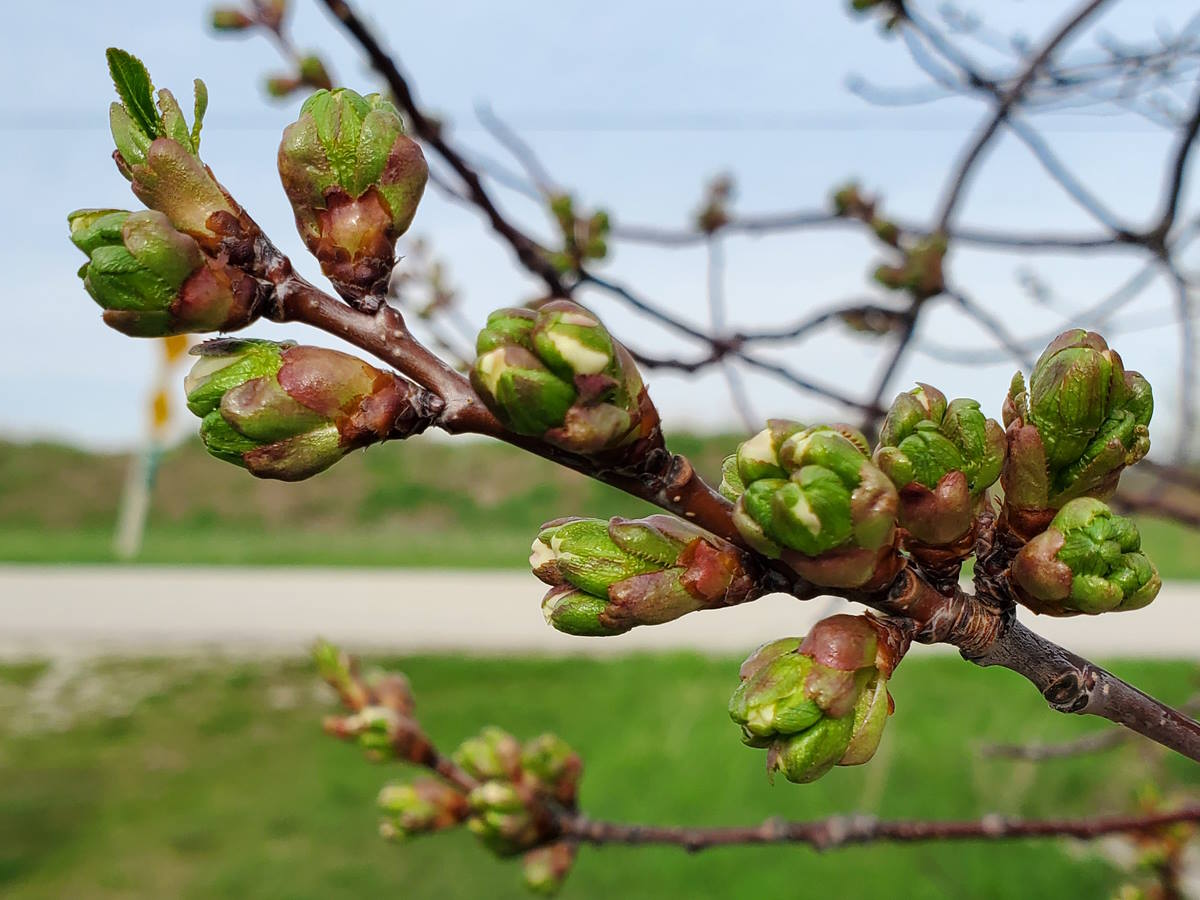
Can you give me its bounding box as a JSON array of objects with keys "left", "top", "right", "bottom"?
[
  {"left": 191, "top": 78, "right": 208, "bottom": 150},
  {"left": 106, "top": 48, "right": 160, "bottom": 141}
]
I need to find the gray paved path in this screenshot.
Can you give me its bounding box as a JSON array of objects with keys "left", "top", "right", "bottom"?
[{"left": 0, "top": 566, "right": 1196, "bottom": 659}]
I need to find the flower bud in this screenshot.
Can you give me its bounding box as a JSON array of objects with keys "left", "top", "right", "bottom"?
[
  {"left": 731, "top": 423, "right": 899, "bottom": 588},
  {"left": 1010, "top": 498, "right": 1161, "bottom": 616},
  {"left": 184, "top": 338, "right": 437, "bottom": 480},
  {"left": 453, "top": 727, "right": 523, "bottom": 782},
  {"left": 531, "top": 514, "right": 755, "bottom": 635},
  {"left": 522, "top": 842, "right": 576, "bottom": 896},
  {"left": 68, "top": 208, "right": 261, "bottom": 337},
  {"left": 1002, "top": 330, "right": 1152, "bottom": 526},
  {"left": 729, "top": 615, "right": 895, "bottom": 784},
  {"left": 473, "top": 301, "right": 657, "bottom": 457},
  {"left": 105, "top": 50, "right": 234, "bottom": 245},
  {"left": 466, "top": 780, "right": 540, "bottom": 856},
  {"left": 873, "top": 383, "right": 1005, "bottom": 546},
  {"left": 377, "top": 778, "right": 468, "bottom": 839},
  {"left": 521, "top": 734, "right": 583, "bottom": 805},
  {"left": 210, "top": 8, "right": 255, "bottom": 30},
  {"left": 278, "top": 88, "right": 429, "bottom": 304}
]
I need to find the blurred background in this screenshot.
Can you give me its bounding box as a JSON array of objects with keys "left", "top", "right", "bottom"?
[{"left": 2, "top": 1, "right": 1200, "bottom": 897}]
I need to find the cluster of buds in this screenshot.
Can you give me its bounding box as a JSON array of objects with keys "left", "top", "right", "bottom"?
[
  {"left": 728, "top": 614, "right": 900, "bottom": 784},
  {"left": 472, "top": 300, "right": 659, "bottom": 457},
  {"left": 278, "top": 88, "right": 429, "bottom": 307},
  {"left": 317, "top": 643, "right": 581, "bottom": 894},
  {"left": 830, "top": 182, "right": 899, "bottom": 246},
  {"left": 1002, "top": 329, "right": 1152, "bottom": 539},
  {"left": 530, "top": 515, "right": 757, "bottom": 636},
  {"left": 873, "top": 234, "right": 947, "bottom": 299},
  {"left": 1011, "top": 498, "right": 1161, "bottom": 616},
  {"left": 873, "top": 383, "right": 1006, "bottom": 549},
  {"left": 315, "top": 642, "right": 437, "bottom": 765},
  {"left": 452, "top": 727, "right": 581, "bottom": 893},
  {"left": 721, "top": 421, "right": 900, "bottom": 589},
  {"left": 68, "top": 208, "right": 262, "bottom": 336},
  {"left": 105, "top": 50, "right": 237, "bottom": 250},
  {"left": 546, "top": 194, "right": 610, "bottom": 273},
  {"left": 184, "top": 338, "right": 441, "bottom": 481}
]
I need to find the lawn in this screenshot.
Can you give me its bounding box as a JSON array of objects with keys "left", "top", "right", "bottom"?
[
  {"left": 1, "top": 653, "right": 1197, "bottom": 898},
  {"left": 1, "top": 437, "right": 1198, "bottom": 577}
]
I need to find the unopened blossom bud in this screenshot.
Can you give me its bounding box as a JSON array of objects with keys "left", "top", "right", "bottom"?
[
  {"left": 313, "top": 639, "right": 369, "bottom": 710},
  {"left": 521, "top": 734, "right": 583, "bottom": 805},
  {"left": 729, "top": 615, "right": 895, "bottom": 784},
  {"left": 1002, "top": 331, "right": 1152, "bottom": 535},
  {"left": 731, "top": 423, "right": 899, "bottom": 588},
  {"left": 377, "top": 778, "right": 468, "bottom": 839},
  {"left": 297, "top": 55, "right": 332, "bottom": 90},
  {"left": 873, "top": 383, "right": 1005, "bottom": 546},
  {"left": 105, "top": 50, "right": 234, "bottom": 245},
  {"left": 453, "top": 727, "right": 523, "bottom": 782},
  {"left": 1011, "top": 498, "right": 1161, "bottom": 616},
  {"left": 278, "top": 88, "right": 429, "bottom": 305},
  {"left": 473, "top": 301, "right": 657, "bottom": 457},
  {"left": 365, "top": 671, "right": 415, "bottom": 717},
  {"left": 210, "top": 8, "right": 255, "bottom": 30},
  {"left": 531, "top": 514, "right": 755, "bottom": 636},
  {"left": 184, "top": 339, "right": 439, "bottom": 481},
  {"left": 466, "top": 780, "right": 540, "bottom": 856},
  {"left": 68, "top": 208, "right": 261, "bottom": 337},
  {"left": 324, "top": 705, "right": 429, "bottom": 761},
  {"left": 873, "top": 235, "right": 946, "bottom": 299},
  {"left": 522, "top": 842, "right": 576, "bottom": 896}
]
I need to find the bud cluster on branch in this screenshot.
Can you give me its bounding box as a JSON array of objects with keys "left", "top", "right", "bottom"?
[{"left": 62, "top": 35, "right": 1199, "bottom": 897}]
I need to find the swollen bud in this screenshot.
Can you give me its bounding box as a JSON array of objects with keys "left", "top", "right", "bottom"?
[
  {"left": 68, "top": 208, "right": 261, "bottom": 336},
  {"left": 453, "top": 727, "right": 523, "bottom": 782},
  {"left": 184, "top": 339, "right": 438, "bottom": 480},
  {"left": 531, "top": 515, "right": 756, "bottom": 635},
  {"left": 473, "top": 301, "right": 659, "bottom": 457},
  {"left": 873, "top": 383, "right": 1005, "bottom": 546},
  {"left": 1002, "top": 330, "right": 1152, "bottom": 534},
  {"left": 522, "top": 842, "right": 576, "bottom": 896},
  {"left": 728, "top": 615, "right": 896, "bottom": 784},
  {"left": 377, "top": 779, "right": 468, "bottom": 840},
  {"left": 278, "top": 88, "right": 429, "bottom": 306},
  {"left": 1010, "top": 498, "right": 1161, "bottom": 616},
  {"left": 730, "top": 422, "right": 900, "bottom": 588}
]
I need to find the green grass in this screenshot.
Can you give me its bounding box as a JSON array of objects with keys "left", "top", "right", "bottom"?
[
  {"left": 1, "top": 653, "right": 1196, "bottom": 898},
  {"left": 1, "top": 437, "right": 1197, "bottom": 576}
]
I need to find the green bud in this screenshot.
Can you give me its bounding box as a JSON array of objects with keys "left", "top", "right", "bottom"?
[
  {"left": 210, "top": 8, "right": 255, "bottom": 30},
  {"left": 453, "top": 727, "right": 522, "bottom": 782},
  {"left": 521, "top": 734, "right": 582, "bottom": 804},
  {"left": 184, "top": 339, "right": 431, "bottom": 480},
  {"left": 1003, "top": 331, "right": 1152, "bottom": 514},
  {"left": 377, "top": 778, "right": 468, "bottom": 839},
  {"left": 729, "top": 616, "right": 894, "bottom": 784},
  {"left": 278, "top": 88, "right": 429, "bottom": 304},
  {"left": 731, "top": 424, "right": 898, "bottom": 588},
  {"left": 873, "top": 384, "right": 1004, "bottom": 546},
  {"left": 68, "top": 208, "right": 261, "bottom": 337},
  {"left": 531, "top": 515, "right": 755, "bottom": 635},
  {"left": 1011, "top": 498, "right": 1161, "bottom": 616},
  {"left": 473, "top": 301, "right": 653, "bottom": 456},
  {"left": 466, "top": 780, "right": 539, "bottom": 856},
  {"left": 522, "top": 842, "right": 576, "bottom": 896},
  {"left": 297, "top": 55, "right": 332, "bottom": 90}
]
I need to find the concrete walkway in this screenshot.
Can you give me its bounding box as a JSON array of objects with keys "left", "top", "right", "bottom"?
[{"left": 0, "top": 566, "right": 1197, "bottom": 659}]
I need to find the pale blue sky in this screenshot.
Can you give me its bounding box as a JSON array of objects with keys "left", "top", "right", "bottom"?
[{"left": 2, "top": 1, "right": 1197, "bottom": 453}]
